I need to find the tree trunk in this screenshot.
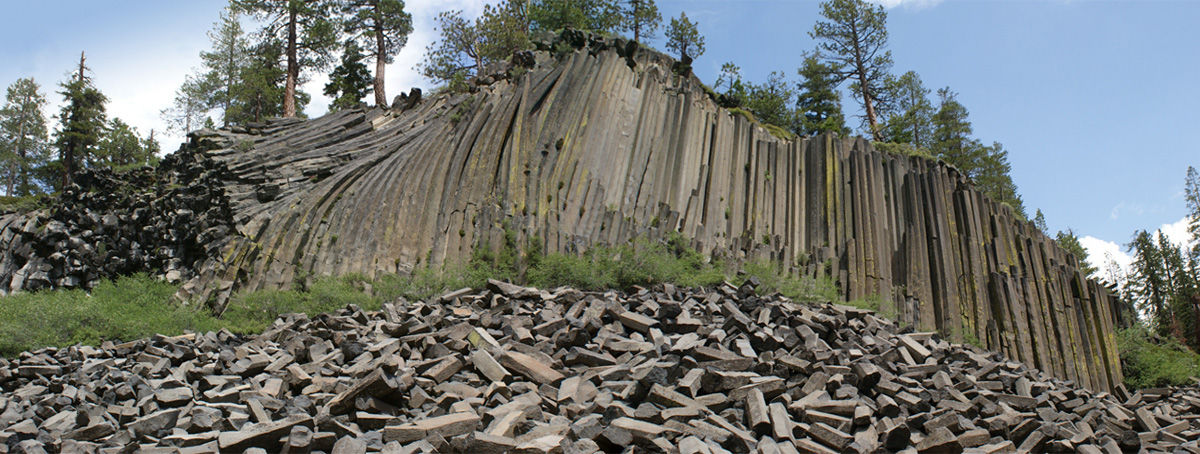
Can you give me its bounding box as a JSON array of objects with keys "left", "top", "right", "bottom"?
[
  {"left": 373, "top": 0, "right": 387, "bottom": 108},
  {"left": 284, "top": 7, "right": 298, "bottom": 118}
]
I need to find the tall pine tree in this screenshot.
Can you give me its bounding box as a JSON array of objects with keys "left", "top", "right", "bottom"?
[
  {"left": 795, "top": 54, "right": 848, "bottom": 137},
  {"left": 341, "top": 0, "right": 413, "bottom": 108},
  {"left": 55, "top": 52, "right": 108, "bottom": 189},
  {"left": 233, "top": 0, "right": 339, "bottom": 118},
  {"left": 324, "top": 40, "right": 373, "bottom": 110},
  {"left": 882, "top": 71, "right": 933, "bottom": 148},
  {"left": 0, "top": 78, "right": 51, "bottom": 196},
  {"left": 810, "top": 0, "right": 892, "bottom": 141}
]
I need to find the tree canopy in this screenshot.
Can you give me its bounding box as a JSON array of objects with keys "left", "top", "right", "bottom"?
[
  {"left": 341, "top": 0, "right": 413, "bottom": 107},
  {"left": 0, "top": 78, "right": 51, "bottom": 196},
  {"left": 811, "top": 0, "right": 892, "bottom": 141},
  {"left": 665, "top": 12, "right": 704, "bottom": 61}
]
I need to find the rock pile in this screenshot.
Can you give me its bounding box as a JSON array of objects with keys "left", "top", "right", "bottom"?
[
  {"left": 0, "top": 148, "right": 237, "bottom": 294},
  {"left": 0, "top": 282, "right": 1194, "bottom": 453}
]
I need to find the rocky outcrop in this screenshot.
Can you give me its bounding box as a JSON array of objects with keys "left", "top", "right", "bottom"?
[
  {"left": 0, "top": 31, "right": 1122, "bottom": 391},
  {"left": 0, "top": 284, "right": 1191, "bottom": 453}
]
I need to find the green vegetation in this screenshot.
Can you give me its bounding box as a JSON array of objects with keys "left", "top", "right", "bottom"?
[
  {"left": 0, "top": 274, "right": 219, "bottom": 357},
  {"left": 1118, "top": 324, "right": 1200, "bottom": 389},
  {"left": 734, "top": 259, "right": 839, "bottom": 303},
  {"left": 0, "top": 230, "right": 851, "bottom": 357}
]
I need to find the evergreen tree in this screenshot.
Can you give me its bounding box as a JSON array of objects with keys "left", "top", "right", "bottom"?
[
  {"left": 160, "top": 74, "right": 210, "bottom": 135},
  {"left": 1033, "top": 209, "right": 1047, "bottom": 233},
  {"left": 235, "top": 40, "right": 305, "bottom": 122},
  {"left": 95, "top": 119, "right": 157, "bottom": 169},
  {"left": 975, "top": 141, "right": 1025, "bottom": 217},
  {"left": 324, "top": 41, "right": 373, "bottom": 111},
  {"left": 810, "top": 0, "right": 893, "bottom": 141},
  {"left": 198, "top": 10, "right": 249, "bottom": 126},
  {"left": 420, "top": 0, "right": 529, "bottom": 91},
  {"left": 1187, "top": 166, "right": 1200, "bottom": 261},
  {"left": 341, "top": 0, "right": 413, "bottom": 108},
  {"left": 930, "top": 87, "right": 983, "bottom": 173},
  {"left": 665, "top": 12, "right": 704, "bottom": 61},
  {"left": 0, "top": 77, "right": 51, "bottom": 196},
  {"left": 530, "top": 0, "right": 620, "bottom": 33},
  {"left": 882, "top": 71, "right": 933, "bottom": 148},
  {"left": 795, "top": 54, "right": 848, "bottom": 136},
  {"left": 232, "top": 0, "right": 339, "bottom": 118},
  {"left": 622, "top": 0, "right": 661, "bottom": 43},
  {"left": 55, "top": 52, "right": 108, "bottom": 189},
  {"left": 1055, "top": 228, "right": 1097, "bottom": 278},
  {"left": 745, "top": 72, "right": 797, "bottom": 132}
]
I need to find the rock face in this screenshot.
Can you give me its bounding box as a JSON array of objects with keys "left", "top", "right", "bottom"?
[
  {"left": 0, "top": 31, "right": 1121, "bottom": 391},
  {"left": 0, "top": 284, "right": 1194, "bottom": 453}
]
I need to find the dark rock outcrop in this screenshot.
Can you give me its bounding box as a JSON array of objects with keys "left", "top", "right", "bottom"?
[{"left": 0, "top": 31, "right": 1123, "bottom": 391}]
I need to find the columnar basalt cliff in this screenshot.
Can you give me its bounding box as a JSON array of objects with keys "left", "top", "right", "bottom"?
[{"left": 0, "top": 32, "right": 1122, "bottom": 391}]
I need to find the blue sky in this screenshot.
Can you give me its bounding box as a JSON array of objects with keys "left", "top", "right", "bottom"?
[{"left": 1, "top": 0, "right": 1196, "bottom": 278}]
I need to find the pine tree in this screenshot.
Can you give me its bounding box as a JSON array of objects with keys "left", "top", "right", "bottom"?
[
  {"left": 745, "top": 72, "right": 797, "bottom": 132},
  {"left": 930, "top": 87, "right": 982, "bottom": 174},
  {"left": 55, "top": 52, "right": 108, "bottom": 189},
  {"left": 1055, "top": 228, "right": 1097, "bottom": 278},
  {"left": 324, "top": 41, "right": 373, "bottom": 111},
  {"left": 882, "top": 71, "right": 933, "bottom": 148},
  {"left": 198, "top": 10, "right": 249, "bottom": 126},
  {"left": 341, "top": 0, "right": 413, "bottom": 108},
  {"left": 160, "top": 75, "right": 210, "bottom": 135},
  {"left": 530, "top": 0, "right": 620, "bottom": 33},
  {"left": 795, "top": 54, "right": 848, "bottom": 136},
  {"left": 665, "top": 12, "right": 704, "bottom": 61},
  {"left": 810, "top": 0, "right": 893, "bottom": 141},
  {"left": 1033, "top": 209, "right": 1047, "bottom": 233},
  {"left": 232, "top": 0, "right": 339, "bottom": 118},
  {"left": 622, "top": 0, "right": 661, "bottom": 43},
  {"left": 96, "top": 119, "right": 157, "bottom": 169},
  {"left": 420, "top": 1, "right": 529, "bottom": 91},
  {"left": 236, "top": 40, "right": 302, "bottom": 122},
  {"left": 0, "top": 77, "right": 51, "bottom": 196}
]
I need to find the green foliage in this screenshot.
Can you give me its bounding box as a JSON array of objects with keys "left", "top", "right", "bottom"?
[
  {"left": 930, "top": 88, "right": 1025, "bottom": 217},
  {"left": 527, "top": 233, "right": 724, "bottom": 291},
  {"left": 811, "top": 0, "right": 892, "bottom": 140},
  {"left": 665, "top": 12, "right": 704, "bottom": 61},
  {"left": 622, "top": 0, "right": 661, "bottom": 43},
  {"left": 880, "top": 71, "right": 933, "bottom": 148},
  {"left": 324, "top": 40, "right": 374, "bottom": 111},
  {"left": 872, "top": 141, "right": 933, "bottom": 159},
  {"left": 232, "top": 0, "right": 340, "bottom": 117},
  {"left": 0, "top": 274, "right": 220, "bottom": 357},
  {"left": 1055, "top": 228, "right": 1097, "bottom": 277},
  {"left": 0, "top": 77, "right": 52, "bottom": 196},
  {"left": 55, "top": 54, "right": 108, "bottom": 190},
  {"left": 1126, "top": 227, "right": 1200, "bottom": 349},
  {"left": 0, "top": 194, "right": 49, "bottom": 213},
  {"left": 421, "top": 0, "right": 530, "bottom": 88},
  {"left": 1118, "top": 324, "right": 1200, "bottom": 389},
  {"left": 796, "top": 54, "right": 849, "bottom": 137},
  {"left": 191, "top": 10, "right": 249, "bottom": 127},
  {"left": 844, "top": 294, "right": 882, "bottom": 312},
  {"left": 735, "top": 259, "right": 840, "bottom": 303},
  {"left": 94, "top": 118, "right": 159, "bottom": 169},
  {"left": 340, "top": 0, "right": 413, "bottom": 106},
  {"left": 531, "top": 0, "right": 620, "bottom": 33}
]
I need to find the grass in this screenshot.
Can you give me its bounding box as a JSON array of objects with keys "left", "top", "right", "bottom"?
[
  {"left": 1118, "top": 324, "right": 1200, "bottom": 390},
  {"left": 734, "top": 259, "right": 839, "bottom": 304}
]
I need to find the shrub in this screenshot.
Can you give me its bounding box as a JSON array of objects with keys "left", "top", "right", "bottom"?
[
  {"left": 735, "top": 259, "right": 840, "bottom": 303},
  {"left": 1118, "top": 324, "right": 1200, "bottom": 389}
]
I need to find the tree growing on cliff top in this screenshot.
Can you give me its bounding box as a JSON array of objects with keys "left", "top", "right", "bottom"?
[
  {"left": 810, "top": 0, "right": 892, "bottom": 141},
  {"left": 95, "top": 119, "right": 159, "bottom": 170},
  {"left": 197, "top": 10, "right": 249, "bottom": 126},
  {"left": 420, "top": 0, "right": 529, "bottom": 92},
  {"left": 55, "top": 52, "right": 108, "bottom": 189},
  {"left": 530, "top": 0, "right": 620, "bottom": 33},
  {"left": 232, "top": 0, "right": 339, "bottom": 118},
  {"left": 324, "top": 40, "right": 373, "bottom": 110},
  {"left": 0, "top": 77, "right": 51, "bottom": 196},
  {"left": 340, "top": 0, "right": 413, "bottom": 108},
  {"left": 665, "top": 12, "right": 704, "bottom": 61},
  {"left": 622, "top": 0, "right": 661, "bottom": 43},
  {"left": 795, "top": 54, "right": 848, "bottom": 137},
  {"left": 881, "top": 71, "right": 933, "bottom": 148}
]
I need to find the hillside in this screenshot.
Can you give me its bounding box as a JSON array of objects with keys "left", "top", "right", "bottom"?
[{"left": 0, "top": 31, "right": 1120, "bottom": 392}]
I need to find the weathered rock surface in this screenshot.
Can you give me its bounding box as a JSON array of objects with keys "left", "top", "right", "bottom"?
[
  {"left": 0, "top": 283, "right": 1193, "bottom": 453},
  {"left": 0, "top": 30, "right": 1121, "bottom": 391}
]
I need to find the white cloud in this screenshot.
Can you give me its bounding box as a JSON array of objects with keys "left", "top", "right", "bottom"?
[
  {"left": 1109, "top": 201, "right": 1145, "bottom": 220},
  {"left": 867, "top": 0, "right": 945, "bottom": 10},
  {"left": 1081, "top": 216, "right": 1196, "bottom": 287}
]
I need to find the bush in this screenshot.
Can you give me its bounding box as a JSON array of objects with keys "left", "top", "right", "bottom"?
[{"left": 1118, "top": 324, "right": 1200, "bottom": 389}]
